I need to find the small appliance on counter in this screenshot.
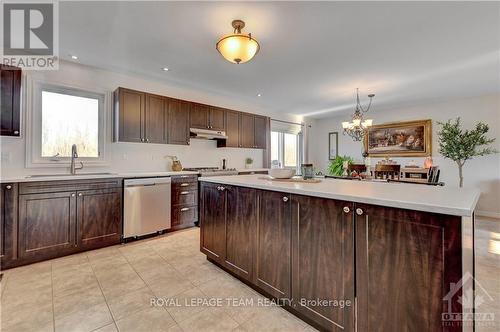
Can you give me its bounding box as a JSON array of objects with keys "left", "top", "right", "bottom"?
[{"left": 166, "top": 155, "right": 182, "bottom": 171}]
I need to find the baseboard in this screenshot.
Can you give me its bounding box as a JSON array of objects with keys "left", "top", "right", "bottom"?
[{"left": 476, "top": 210, "right": 500, "bottom": 220}]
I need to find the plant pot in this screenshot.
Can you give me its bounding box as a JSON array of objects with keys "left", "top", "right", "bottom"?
[{"left": 245, "top": 163, "right": 253, "bottom": 169}]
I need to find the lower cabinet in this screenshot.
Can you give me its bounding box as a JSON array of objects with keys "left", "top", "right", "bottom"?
[
  {"left": 18, "top": 191, "right": 78, "bottom": 261},
  {"left": 200, "top": 182, "right": 226, "bottom": 262},
  {"left": 1, "top": 183, "right": 18, "bottom": 266},
  {"left": 77, "top": 188, "right": 122, "bottom": 249},
  {"left": 171, "top": 175, "right": 198, "bottom": 230}
]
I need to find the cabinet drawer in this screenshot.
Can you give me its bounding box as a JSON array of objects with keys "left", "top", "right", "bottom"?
[
  {"left": 172, "top": 190, "right": 198, "bottom": 206},
  {"left": 20, "top": 178, "right": 123, "bottom": 195},
  {"left": 172, "top": 182, "right": 198, "bottom": 193},
  {"left": 171, "top": 175, "right": 198, "bottom": 184},
  {"left": 172, "top": 205, "right": 198, "bottom": 227}
]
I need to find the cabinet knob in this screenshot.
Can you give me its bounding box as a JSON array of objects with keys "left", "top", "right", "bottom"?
[
  {"left": 180, "top": 191, "right": 189, "bottom": 195},
  {"left": 180, "top": 183, "right": 189, "bottom": 187},
  {"left": 78, "top": 193, "right": 83, "bottom": 196},
  {"left": 146, "top": 138, "right": 150, "bottom": 142},
  {"left": 5, "top": 185, "right": 12, "bottom": 190},
  {"left": 180, "top": 207, "right": 190, "bottom": 212},
  {"left": 343, "top": 206, "right": 350, "bottom": 213},
  {"left": 282, "top": 196, "right": 289, "bottom": 202},
  {"left": 220, "top": 186, "right": 225, "bottom": 191},
  {"left": 71, "top": 193, "right": 76, "bottom": 197},
  {"left": 356, "top": 208, "right": 364, "bottom": 216},
  {"left": 13, "top": 131, "right": 19, "bottom": 135}
]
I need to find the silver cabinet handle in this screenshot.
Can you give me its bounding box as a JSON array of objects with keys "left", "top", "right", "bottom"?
[
  {"left": 71, "top": 193, "right": 76, "bottom": 197},
  {"left": 343, "top": 206, "right": 350, "bottom": 213},
  {"left": 220, "top": 186, "right": 225, "bottom": 191},
  {"left": 146, "top": 138, "right": 150, "bottom": 142},
  {"left": 356, "top": 208, "right": 364, "bottom": 216},
  {"left": 78, "top": 193, "right": 83, "bottom": 196},
  {"left": 180, "top": 183, "right": 189, "bottom": 187},
  {"left": 180, "top": 191, "right": 189, "bottom": 195},
  {"left": 5, "top": 185, "right": 12, "bottom": 190},
  {"left": 13, "top": 131, "right": 19, "bottom": 135},
  {"left": 180, "top": 208, "right": 190, "bottom": 212},
  {"left": 180, "top": 175, "right": 190, "bottom": 178},
  {"left": 282, "top": 196, "right": 289, "bottom": 202}
]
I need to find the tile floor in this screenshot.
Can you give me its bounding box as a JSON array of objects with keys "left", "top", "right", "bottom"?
[{"left": 0, "top": 217, "right": 498, "bottom": 332}]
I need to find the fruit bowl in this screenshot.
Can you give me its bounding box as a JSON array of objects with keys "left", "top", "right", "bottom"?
[{"left": 268, "top": 168, "right": 295, "bottom": 179}]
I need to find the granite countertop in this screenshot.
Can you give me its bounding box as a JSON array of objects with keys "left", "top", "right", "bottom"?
[
  {"left": 0, "top": 171, "right": 199, "bottom": 183},
  {"left": 199, "top": 174, "right": 480, "bottom": 217}
]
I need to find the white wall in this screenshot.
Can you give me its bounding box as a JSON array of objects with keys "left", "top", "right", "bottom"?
[
  {"left": 308, "top": 93, "right": 500, "bottom": 217},
  {"left": 0, "top": 61, "right": 300, "bottom": 177}
]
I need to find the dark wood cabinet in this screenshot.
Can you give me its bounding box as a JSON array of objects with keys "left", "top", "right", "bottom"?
[
  {"left": 223, "top": 110, "right": 241, "bottom": 147},
  {"left": 190, "top": 103, "right": 209, "bottom": 129},
  {"left": 200, "top": 182, "right": 226, "bottom": 263},
  {"left": 115, "top": 88, "right": 145, "bottom": 143},
  {"left": 254, "top": 115, "right": 268, "bottom": 149},
  {"left": 145, "top": 94, "right": 166, "bottom": 144},
  {"left": 291, "top": 196, "right": 354, "bottom": 331},
  {"left": 1, "top": 183, "right": 18, "bottom": 268},
  {"left": 355, "top": 204, "right": 462, "bottom": 332},
  {"left": 240, "top": 113, "right": 255, "bottom": 148},
  {"left": 209, "top": 107, "right": 226, "bottom": 131},
  {"left": 77, "top": 188, "right": 122, "bottom": 249},
  {"left": 18, "top": 191, "right": 78, "bottom": 261},
  {"left": 171, "top": 175, "right": 198, "bottom": 230},
  {"left": 225, "top": 186, "right": 257, "bottom": 280},
  {"left": 256, "top": 190, "right": 292, "bottom": 299},
  {"left": 0, "top": 65, "right": 21, "bottom": 136},
  {"left": 167, "top": 98, "right": 190, "bottom": 145}
]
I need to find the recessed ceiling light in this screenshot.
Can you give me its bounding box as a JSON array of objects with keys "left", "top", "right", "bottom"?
[
  {"left": 70, "top": 55, "right": 78, "bottom": 60},
  {"left": 257, "top": 93, "right": 262, "bottom": 97},
  {"left": 162, "top": 67, "right": 169, "bottom": 71}
]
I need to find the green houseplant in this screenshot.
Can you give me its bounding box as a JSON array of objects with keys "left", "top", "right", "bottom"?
[
  {"left": 328, "top": 155, "right": 353, "bottom": 176},
  {"left": 437, "top": 117, "right": 497, "bottom": 187}
]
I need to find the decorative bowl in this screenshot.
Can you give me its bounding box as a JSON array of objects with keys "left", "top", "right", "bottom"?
[{"left": 268, "top": 168, "right": 295, "bottom": 179}]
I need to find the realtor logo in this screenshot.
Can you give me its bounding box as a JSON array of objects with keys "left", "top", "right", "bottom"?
[{"left": 1, "top": 1, "right": 58, "bottom": 70}]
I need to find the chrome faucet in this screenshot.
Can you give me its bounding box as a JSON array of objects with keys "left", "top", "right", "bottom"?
[{"left": 70, "top": 144, "right": 84, "bottom": 175}]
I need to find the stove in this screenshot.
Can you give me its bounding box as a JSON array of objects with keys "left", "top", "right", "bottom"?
[{"left": 183, "top": 167, "right": 239, "bottom": 177}]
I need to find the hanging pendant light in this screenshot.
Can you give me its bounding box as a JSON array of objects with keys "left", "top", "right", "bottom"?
[
  {"left": 216, "top": 20, "right": 260, "bottom": 64},
  {"left": 342, "top": 89, "right": 375, "bottom": 141}
]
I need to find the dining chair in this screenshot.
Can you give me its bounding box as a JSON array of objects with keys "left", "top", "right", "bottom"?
[
  {"left": 348, "top": 164, "right": 367, "bottom": 174},
  {"left": 374, "top": 164, "right": 401, "bottom": 180}
]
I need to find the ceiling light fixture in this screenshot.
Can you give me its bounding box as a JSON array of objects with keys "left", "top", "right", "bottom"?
[
  {"left": 162, "top": 67, "right": 169, "bottom": 71},
  {"left": 257, "top": 93, "right": 262, "bottom": 97},
  {"left": 342, "top": 89, "right": 375, "bottom": 141},
  {"left": 70, "top": 55, "right": 78, "bottom": 60},
  {"left": 216, "top": 20, "right": 260, "bottom": 64}
]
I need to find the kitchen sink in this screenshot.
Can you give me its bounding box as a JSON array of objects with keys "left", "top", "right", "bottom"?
[{"left": 25, "top": 172, "right": 117, "bottom": 178}]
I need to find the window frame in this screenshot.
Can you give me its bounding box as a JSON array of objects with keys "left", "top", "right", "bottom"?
[
  {"left": 271, "top": 130, "right": 302, "bottom": 172},
  {"left": 26, "top": 80, "right": 108, "bottom": 168}
]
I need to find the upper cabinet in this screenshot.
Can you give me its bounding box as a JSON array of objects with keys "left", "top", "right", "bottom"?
[
  {"left": 0, "top": 65, "right": 21, "bottom": 137},
  {"left": 190, "top": 104, "right": 226, "bottom": 131},
  {"left": 113, "top": 86, "right": 268, "bottom": 148}
]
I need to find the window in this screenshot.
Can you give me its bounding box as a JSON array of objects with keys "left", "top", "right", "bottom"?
[
  {"left": 271, "top": 131, "right": 302, "bottom": 171},
  {"left": 28, "top": 82, "right": 106, "bottom": 167}
]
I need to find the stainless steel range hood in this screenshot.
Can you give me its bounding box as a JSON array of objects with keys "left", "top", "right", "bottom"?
[{"left": 190, "top": 128, "right": 228, "bottom": 140}]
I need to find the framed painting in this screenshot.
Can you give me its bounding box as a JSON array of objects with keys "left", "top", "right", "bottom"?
[
  {"left": 364, "top": 119, "right": 432, "bottom": 157},
  {"left": 328, "top": 132, "right": 338, "bottom": 160}
]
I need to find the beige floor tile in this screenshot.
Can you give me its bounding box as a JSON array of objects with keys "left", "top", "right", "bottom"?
[
  {"left": 1, "top": 284, "right": 52, "bottom": 314},
  {"left": 174, "top": 260, "right": 225, "bottom": 286},
  {"left": 148, "top": 272, "right": 194, "bottom": 298},
  {"left": 94, "top": 323, "right": 119, "bottom": 332},
  {"left": 178, "top": 307, "right": 239, "bottom": 332},
  {"left": 115, "top": 306, "right": 176, "bottom": 332},
  {"left": 164, "top": 287, "right": 209, "bottom": 323},
  {"left": 54, "top": 285, "right": 106, "bottom": 318},
  {"left": 135, "top": 263, "right": 180, "bottom": 285},
  {"left": 107, "top": 286, "right": 155, "bottom": 320},
  {"left": 53, "top": 270, "right": 99, "bottom": 298},
  {"left": 239, "top": 305, "right": 308, "bottom": 332},
  {"left": 1, "top": 301, "right": 53, "bottom": 330},
  {"left": 1, "top": 317, "right": 54, "bottom": 332},
  {"left": 55, "top": 301, "right": 113, "bottom": 332}
]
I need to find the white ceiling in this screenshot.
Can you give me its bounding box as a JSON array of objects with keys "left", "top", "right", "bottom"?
[{"left": 60, "top": 1, "right": 500, "bottom": 119}]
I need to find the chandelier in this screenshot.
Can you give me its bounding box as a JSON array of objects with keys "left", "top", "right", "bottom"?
[
  {"left": 342, "top": 89, "right": 375, "bottom": 141},
  {"left": 216, "top": 20, "right": 260, "bottom": 64}
]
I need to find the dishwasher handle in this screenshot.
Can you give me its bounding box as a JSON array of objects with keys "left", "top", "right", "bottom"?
[{"left": 124, "top": 177, "right": 172, "bottom": 187}]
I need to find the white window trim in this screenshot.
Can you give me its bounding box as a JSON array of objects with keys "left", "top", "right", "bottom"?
[
  {"left": 271, "top": 131, "right": 302, "bottom": 172},
  {"left": 25, "top": 77, "right": 109, "bottom": 168}
]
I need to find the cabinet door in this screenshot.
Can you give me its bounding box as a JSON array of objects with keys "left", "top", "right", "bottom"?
[
  {"left": 0, "top": 66, "right": 21, "bottom": 136},
  {"left": 1, "top": 183, "right": 18, "bottom": 266},
  {"left": 116, "top": 88, "right": 145, "bottom": 142},
  {"left": 225, "top": 186, "right": 256, "bottom": 280},
  {"left": 190, "top": 103, "right": 209, "bottom": 129},
  {"left": 167, "top": 98, "right": 190, "bottom": 145},
  {"left": 145, "top": 94, "right": 166, "bottom": 143},
  {"left": 256, "top": 190, "right": 291, "bottom": 299},
  {"left": 18, "top": 192, "right": 77, "bottom": 261},
  {"left": 209, "top": 107, "right": 225, "bottom": 131},
  {"left": 200, "top": 182, "right": 226, "bottom": 263},
  {"left": 254, "top": 116, "right": 268, "bottom": 149},
  {"left": 355, "top": 204, "right": 462, "bottom": 332},
  {"left": 224, "top": 110, "right": 240, "bottom": 148},
  {"left": 291, "top": 196, "right": 354, "bottom": 331},
  {"left": 77, "top": 188, "right": 122, "bottom": 249},
  {"left": 240, "top": 113, "right": 255, "bottom": 148}
]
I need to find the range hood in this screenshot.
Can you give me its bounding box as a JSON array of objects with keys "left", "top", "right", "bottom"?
[{"left": 190, "top": 128, "right": 228, "bottom": 140}]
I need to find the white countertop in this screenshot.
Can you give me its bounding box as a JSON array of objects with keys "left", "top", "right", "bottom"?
[
  {"left": 199, "top": 174, "right": 480, "bottom": 217},
  {"left": 0, "top": 171, "right": 199, "bottom": 183},
  {"left": 236, "top": 168, "right": 269, "bottom": 173}
]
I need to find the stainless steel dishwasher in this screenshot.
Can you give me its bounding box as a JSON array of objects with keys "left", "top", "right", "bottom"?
[{"left": 124, "top": 177, "right": 171, "bottom": 238}]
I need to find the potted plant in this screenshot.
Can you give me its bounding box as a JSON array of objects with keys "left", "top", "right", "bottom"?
[
  {"left": 437, "top": 117, "right": 497, "bottom": 187},
  {"left": 245, "top": 157, "right": 254, "bottom": 169},
  {"left": 328, "top": 155, "right": 353, "bottom": 176}
]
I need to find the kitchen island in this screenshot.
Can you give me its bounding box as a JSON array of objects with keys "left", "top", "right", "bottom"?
[{"left": 198, "top": 175, "right": 479, "bottom": 332}]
